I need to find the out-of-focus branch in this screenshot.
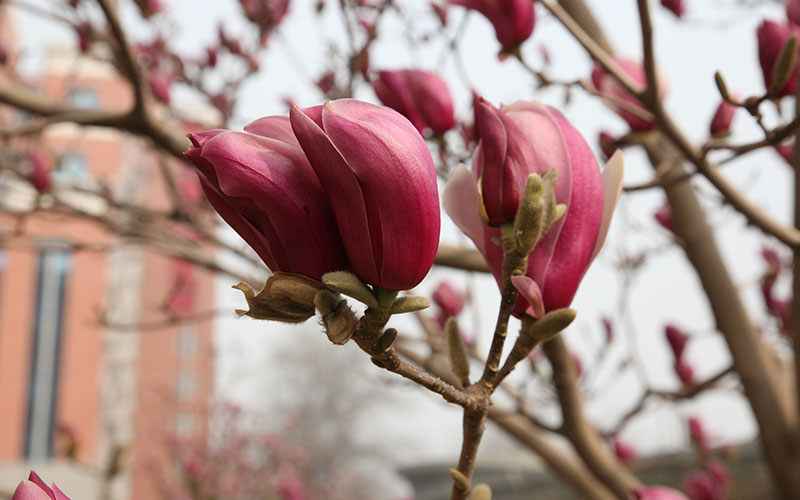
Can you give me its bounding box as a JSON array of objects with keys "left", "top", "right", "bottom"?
[
  {"left": 396, "top": 341, "right": 617, "bottom": 500},
  {"left": 96, "top": 0, "right": 148, "bottom": 110},
  {"left": 434, "top": 245, "right": 488, "bottom": 272},
  {"left": 544, "top": 337, "right": 640, "bottom": 499}
]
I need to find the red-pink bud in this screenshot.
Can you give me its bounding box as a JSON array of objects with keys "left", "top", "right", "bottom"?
[
  {"left": 757, "top": 20, "right": 800, "bottom": 97},
  {"left": 28, "top": 151, "right": 52, "bottom": 193},
  {"left": 444, "top": 99, "right": 624, "bottom": 316},
  {"left": 447, "top": 0, "right": 535, "bottom": 50},
  {"left": 675, "top": 359, "right": 695, "bottom": 387},
  {"left": 591, "top": 59, "right": 667, "bottom": 131},
  {"left": 433, "top": 281, "right": 465, "bottom": 317},
  {"left": 613, "top": 437, "right": 637, "bottom": 465},
  {"left": 776, "top": 140, "right": 795, "bottom": 165},
  {"left": 709, "top": 98, "right": 737, "bottom": 137},
  {"left": 134, "top": 0, "right": 164, "bottom": 18},
  {"left": 316, "top": 71, "right": 336, "bottom": 94},
  {"left": 276, "top": 476, "right": 305, "bottom": 500},
  {"left": 185, "top": 118, "right": 349, "bottom": 281},
  {"left": 431, "top": 1, "right": 448, "bottom": 25},
  {"left": 147, "top": 72, "right": 172, "bottom": 104},
  {"left": 706, "top": 460, "right": 730, "bottom": 492},
  {"left": 683, "top": 471, "right": 721, "bottom": 500},
  {"left": 665, "top": 324, "right": 689, "bottom": 360},
  {"left": 598, "top": 131, "right": 618, "bottom": 161},
  {"left": 210, "top": 93, "right": 234, "bottom": 118},
  {"left": 601, "top": 315, "right": 614, "bottom": 343},
  {"left": 654, "top": 202, "right": 677, "bottom": 235},
  {"left": 789, "top": 0, "right": 800, "bottom": 29},
  {"left": 289, "top": 100, "right": 440, "bottom": 290},
  {"left": 372, "top": 69, "right": 456, "bottom": 135},
  {"left": 632, "top": 487, "right": 691, "bottom": 500},
  {"left": 205, "top": 47, "right": 218, "bottom": 67},
  {"left": 75, "top": 22, "right": 92, "bottom": 53},
  {"left": 660, "top": 0, "right": 684, "bottom": 18},
  {"left": 13, "top": 471, "right": 72, "bottom": 500},
  {"left": 688, "top": 416, "right": 708, "bottom": 452}
]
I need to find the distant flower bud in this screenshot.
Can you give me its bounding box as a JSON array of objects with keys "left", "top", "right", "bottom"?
[
  {"left": 632, "top": 487, "right": 690, "bottom": 500},
  {"left": 757, "top": 20, "right": 800, "bottom": 97},
  {"left": 675, "top": 359, "right": 695, "bottom": 387},
  {"left": 433, "top": 281, "right": 465, "bottom": 317},
  {"left": 28, "top": 151, "right": 52, "bottom": 193},
  {"left": 655, "top": 202, "right": 677, "bottom": 235},
  {"left": 665, "top": 324, "right": 689, "bottom": 360},
  {"left": 613, "top": 436, "right": 637, "bottom": 465},
  {"left": 709, "top": 97, "right": 737, "bottom": 137},
  {"left": 660, "top": 0, "right": 684, "bottom": 18},
  {"left": 591, "top": 59, "right": 668, "bottom": 131},
  {"left": 446, "top": 0, "right": 535, "bottom": 50},
  {"left": 372, "top": 69, "right": 456, "bottom": 135}
]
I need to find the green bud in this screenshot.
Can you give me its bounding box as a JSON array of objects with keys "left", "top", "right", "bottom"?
[
  {"left": 530, "top": 308, "right": 577, "bottom": 342},
  {"left": 322, "top": 271, "right": 379, "bottom": 308},
  {"left": 445, "top": 318, "right": 470, "bottom": 382},
  {"left": 379, "top": 328, "right": 398, "bottom": 352},
  {"left": 513, "top": 173, "right": 545, "bottom": 255},
  {"left": 540, "top": 169, "right": 560, "bottom": 232},
  {"left": 233, "top": 272, "right": 324, "bottom": 323},
  {"left": 714, "top": 71, "right": 731, "bottom": 103},
  {"left": 471, "top": 484, "right": 492, "bottom": 500},
  {"left": 771, "top": 34, "right": 798, "bottom": 95},
  {"left": 449, "top": 469, "right": 471, "bottom": 492},
  {"left": 314, "top": 289, "right": 342, "bottom": 316},
  {"left": 390, "top": 295, "right": 431, "bottom": 314}
]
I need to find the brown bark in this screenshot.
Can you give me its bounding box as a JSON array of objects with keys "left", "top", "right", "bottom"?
[{"left": 543, "top": 337, "right": 640, "bottom": 499}]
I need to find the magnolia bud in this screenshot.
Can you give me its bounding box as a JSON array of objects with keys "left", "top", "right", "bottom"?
[
  {"left": 379, "top": 328, "right": 398, "bottom": 352},
  {"left": 321, "top": 303, "right": 359, "bottom": 345},
  {"left": 445, "top": 318, "right": 470, "bottom": 382},
  {"left": 390, "top": 295, "right": 431, "bottom": 314},
  {"left": 530, "top": 308, "right": 577, "bottom": 342},
  {"left": 513, "top": 173, "right": 545, "bottom": 255},
  {"left": 449, "top": 469, "right": 470, "bottom": 492},
  {"left": 471, "top": 484, "right": 492, "bottom": 500},
  {"left": 233, "top": 273, "right": 323, "bottom": 323},
  {"left": 771, "top": 33, "right": 799, "bottom": 95}
]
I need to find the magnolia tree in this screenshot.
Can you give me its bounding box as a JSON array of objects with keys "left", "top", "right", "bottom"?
[{"left": 3, "top": 0, "right": 800, "bottom": 499}]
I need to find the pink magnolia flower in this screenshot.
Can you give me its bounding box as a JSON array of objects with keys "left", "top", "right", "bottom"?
[
  {"left": 74, "top": 22, "right": 92, "bottom": 54},
  {"left": 446, "top": 0, "right": 535, "bottom": 50},
  {"left": 591, "top": 59, "right": 667, "bottom": 131},
  {"left": 443, "top": 99, "right": 624, "bottom": 317},
  {"left": 205, "top": 47, "right": 218, "bottom": 68},
  {"left": 665, "top": 324, "right": 689, "bottom": 360},
  {"left": 147, "top": 72, "right": 172, "bottom": 104},
  {"left": 186, "top": 100, "right": 440, "bottom": 290},
  {"left": 688, "top": 416, "right": 709, "bottom": 452},
  {"left": 709, "top": 98, "right": 737, "bottom": 137},
  {"left": 13, "top": 471, "right": 71, "bottom": 500},
  {"left": 276, "top": 476, "right": 306, "bottom": 500},
  {"left": 432, "top": 281, "right": 465, "bottom": 317},
  {"left": 240, "top": 0, "right": 290, "bottom": 35},
  {"left": 632, "top": 486, "right": 691, "bottom": 500},
  {"left": 612, "top": 436, "right": 637, "bottom": 465},
  {"left": 654, "top": 202, "right": 677, "bottom": 235},
  {"left": 372, "top": 69, "right": 456, "bottom": 135},
  {"left": 757, "top": 20, "right": 800, "bottom": 97},
  {"left": 790, "top": 0, "right": 800, "bottom": 28},
  {"left": 29, "top": 151, "right": 52, "bottom": 193},
  {"left": 134, "top": 0, "right": 164, "bottom": 18},
  {"left": 661, "top": 0, "right": 684, "bottom": 18},
  {"left": 675, "top": 359, "right": 695, "bottom": 387},
  {"left": 776, "top": 140, "right": 795, "bottom": 165}
]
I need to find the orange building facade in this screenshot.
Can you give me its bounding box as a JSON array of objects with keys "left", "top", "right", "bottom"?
[{"left": 0, "top": 18, "right": 215, "bottom": 500}]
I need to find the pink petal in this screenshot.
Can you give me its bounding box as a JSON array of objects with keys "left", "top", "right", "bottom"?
[
  {"left": 442, "top": 165, "right": 486, "bottom": 255},
  {"left": 244, "top": 116, "right": 301, "bottom": 147},
  {"left": 588, "top": 150, "right": 624, "bottom": 264},
  {"left": 290, "top": 104, "right": 379, "bottom": 284},
  {"left": 511, "top": 275, "right": 544, "bottom": 318},
  {"left": 321, "top": 99, "right": 440, "bottom": 290}
]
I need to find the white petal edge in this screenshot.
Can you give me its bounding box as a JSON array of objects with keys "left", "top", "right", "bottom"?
[
  {"left": 588, "top": 150, "right": 624, "bottom": 264},
  {"left": 443, "top": 164, "right": 486, "bottom": 255}
]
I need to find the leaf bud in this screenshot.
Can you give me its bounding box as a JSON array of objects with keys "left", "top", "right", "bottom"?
[
  {"left": 390, "top": 295, "right": 431, "bottom": 314},
  {"left": 471, "top": 484, "right": 492, "bottom": 500},
  {"left": 322, "top": 271, "right": 379, "bottom": 308},
  {"left": 530, "top": 308, "right": 577, "bottom": 342},
  {"left": 445, "top": 318, "right": 470, "bottom": 382},
  {"left": 513, "top": 173, "right": 545, "bottom": 255}
]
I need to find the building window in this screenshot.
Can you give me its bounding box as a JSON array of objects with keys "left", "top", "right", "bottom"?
[
  {"left": 67, "top": 87, "right": 99, "bottom": 109},
  {"left": 178, "top": 326, "right": 198, "bottom": 357},
  {"left": 25, "top": 243, "right": 71, "bottom": 459},
  {"left": 54, "top": 152, "right": 88, "bottom": 184},
  {"left": 175, "top": 372, "right": 196, "bottom": 399}
]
